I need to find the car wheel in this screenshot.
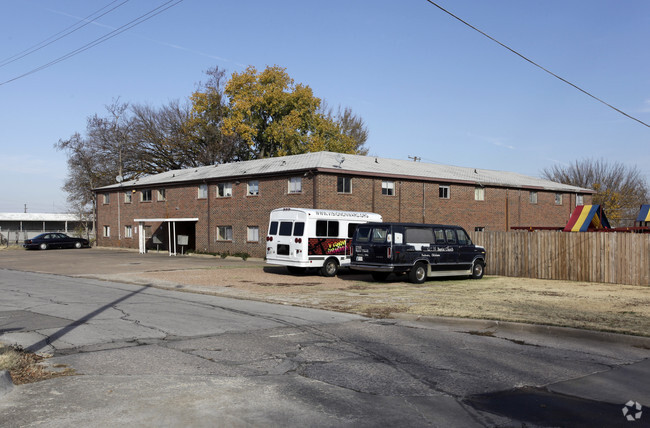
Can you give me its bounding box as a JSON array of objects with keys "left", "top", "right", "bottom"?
[
  {"left": 320, "top": 258, "right": 339, "bottom": 277},
  {"left": 74, "top": 242, "right": 82, "bottom": 249},
  {"left": 371, "top": 272, "right": 390, "bottom": 281},
  {"left": 408, "top": 262, "right": 427, "bottom": 284},
  {"left": 39, "top": 243, "right": 47, "bottom": 250},
  {"left": 471, "top": 260, "right": 484, "bottom": 279}
]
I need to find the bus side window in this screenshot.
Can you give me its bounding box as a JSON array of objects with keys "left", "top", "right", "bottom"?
[
  {"left": 293, "top": 222, "right": 305, "bottom": 236},
  {"left": 269, "top": 221, "right": 278, "bottom": 235},
  {"left": 434, "top": 229, "right": 445, "bottom": 244},
  {"left": 316, "top": 220, "right": 339, "bottom": 237},
  {"left": 279, "top": 222, "right": 293, "bottom": 236},
  {"left": 348, "top": 223, "right": 362, "bottom": 238}
]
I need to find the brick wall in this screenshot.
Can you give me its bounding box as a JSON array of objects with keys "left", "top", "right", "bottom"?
[{"left": 96, "top": 172, "right": 591, "bottom": 258}]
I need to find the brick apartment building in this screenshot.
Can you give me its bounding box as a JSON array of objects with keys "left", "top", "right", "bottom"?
[{"left": 95, "top": 151, "right": 593, "bottom": 257}]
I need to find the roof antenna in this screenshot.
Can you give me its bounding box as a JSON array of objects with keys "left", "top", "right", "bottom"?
[{"left": 408, "top": 155, "right": 421, "bottom": 162}]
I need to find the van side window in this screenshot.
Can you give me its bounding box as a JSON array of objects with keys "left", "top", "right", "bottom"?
[
  {"left": 456, "top": 229, "right": 471, "bottom": 245},
  {"left": 434, "top": 229, "right": 446, "bottom": 244},
  {"left": 279, "top": 222, "right": 293, "bottom": 236},
  {"left": 355, "top": 226, "right": 372, "bottom": 242},
  {"left": 269, "top": 221, "right": 278, "bottom": 235},
  {"left": 293, "top": 222, "right": 305, "bottom": 236},
  {"left": 445, "top": 229, "right": 457, "bottom": 244},
  {"left": 348, "top": 223, "right": 361, "bottom": 238},
  {"left": 405, "top": 228, "right": 434, "bottom": 244},
  {"left": 316, "top": 220, "right": 339, "bottom": 237}
]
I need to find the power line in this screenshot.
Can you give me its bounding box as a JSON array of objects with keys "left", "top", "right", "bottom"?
[
  {"left": 0, "top": 0, "right": 130, "bottom": 68},
  {"left": 425, "top": 0, "right": 650, "bottom": 129},
  {"left": 0, "top": 0, "right": 184, "bottom": 87}
]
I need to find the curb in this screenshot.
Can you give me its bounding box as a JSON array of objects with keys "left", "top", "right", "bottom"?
[
  {"left": 392, "top": 314, "right": 650, "bottom": 347},
  {"left": 0, "top": 370, "right": 13, "bottom": 398}
]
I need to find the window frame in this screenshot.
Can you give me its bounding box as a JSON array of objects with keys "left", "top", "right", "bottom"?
[
  {"left": 198, "top": 184, "right": 208, "bottom": 199},
  {"left": 337, "top": 176, "right": 351, "bottom": 194},
  {"left": 141, "top": 189, "right": 152, "bottom": 202},
  {"left": 216, "top": 226, "right": 233, "bottom": 241},
  {"left": 124, "top": 192, "right": 132, "bottom": 204},
  {"left": 474, "top": 187, "right": 485, "bottom": 201},
  {"left": 439, "top": 185, "right": 450, "bottom": 199},
  {"left": 124, "top": 225, "right": 132, "bottom": 238},
  {"left": 288, "top": 177, "right": 302, "bottom": 194},
  {"left": 576, "top": 194, "right": 584, "bottom": 206},
  {"left": 555, "top": 193, "right": 563, "bottom": 205},
  {"left": 103, "top": 194, "right": 110, "bottom": 204},
  {"left": 217, "top": 182, "right": 233, "bottom": 198},
  {"left": 381, "top": 180, "right": 395, "bottom": 196},
  {"left": 157, "top": 189, "right": 166, "bottom": 201},
  {"left": 247, "top": 226, "right": 259, "bottom": 242},
  {"left": 103, "top": 225, "right": 110, "bottom": 238},
  {"left": 247, "top": 180, "right": 259, "bottom": 196},
  {"left": 529, "top": 191, "right": 538, "bottom": 204}
]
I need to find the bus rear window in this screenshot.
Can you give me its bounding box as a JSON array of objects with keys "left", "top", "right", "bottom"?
[
  {"left": 279, "top": 221, "right": 293, "bottom": 236},
  {"left": 269, "top": 221, "right": 278, "bottom": 235},
  {"left": 293, "top": 222, "right": 305, "bottom": 236}
]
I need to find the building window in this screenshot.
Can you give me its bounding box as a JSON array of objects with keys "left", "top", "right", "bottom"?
[
  {"left": 217, "top": 182, "right": 232, "bottom": 198},
  {"left": 555, "top": 193, "right": 563, "bottom": 205},
  {"left": 247, "top": 226, "right": 259, "bottom": 242},
  {"left": 337, "top": 176, "right": 351, "bottom": 194},
  {"left": 217, "top": 226, "right": 233, "bottom": 241},
  {"left": 125, "top": 225, "right": 132, "bottom": 238},
  {"left": 103, "top": 225, "right": 110, "bottom": 238},
  {"left": 198, "top": 184, "right": 208, "bottom": 199},
  {"left": 576, "top": 194, "right": 584, "bottom": 206},
  {"left": 124, "top": 192, "right": 132, "bottom": 203},
  {"left": 157, "top": 189, "right": 166, "bottom": 201},
  {"left": 475, "top": 187, "right": 485, "bottom": 201},
  {"left": 247, "top": 180, "right": 259, "bottom": 196},
  {"left": 381, "top": 180, "right": 395, "bottom": 196},
  {"left": 475, "top": 227, "right": 485, "bottom": 232},
  {"left": 529, "top": 191, "right": 538, "bottom": 204},
  {"left": 288, "top": 177, "right": 302, "bottom": 194},
  {"left": 103, "top": 194, "right": 110, "bottom": 204},
  {"left": 439, "top": 185, "right": 450, "bottom": 199},
  {"left": 141, "top": 189, "right": 152, "bottom": 202}
]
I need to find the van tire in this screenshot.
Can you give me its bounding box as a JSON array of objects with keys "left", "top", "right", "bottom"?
[
  {"left": 471, "top": 260, "right": 484, "bottom": 279},
  {"left": 409, "top": 262, "right": 428, "bottom": 284},
  {"left": 321, "top": 258, "right": 339, "bottom": 277},
  {"left": 371, "top": 272, "right": 390, "bottom": 281}
]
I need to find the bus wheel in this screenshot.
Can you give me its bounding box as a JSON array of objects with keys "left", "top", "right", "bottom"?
[
  {"left": 321, "top": 258, "right": 339, "bottom": 277},
  {"left": 471, "top": 260, "right": 484, "bottom": 279},
  {"left": 408, "top": 262, "right": 427, "bottom": 284},
  {"left": 371, "top": 272, "right": 390, "bottom": 281}
]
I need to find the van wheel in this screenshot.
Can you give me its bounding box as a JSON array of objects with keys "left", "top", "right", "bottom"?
[
  {"left": 371, "top": 272, "right": 390, "bottom": 281},
  {"left": 321, "top": 258, "right": 339, "bottom": 277},
  {"left": 409, "top": 262, "right": 427, "bottom": 284},
  {"left": 471, "top": 261, "right": 484, "bottom": 279}
]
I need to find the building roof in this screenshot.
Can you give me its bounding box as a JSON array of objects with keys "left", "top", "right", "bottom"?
[
  {"left": 0, "top": 213, "right": 82, "bottom": 222},
  {"left": 96, "top": 151, "right": 593, "bottom": 193}
]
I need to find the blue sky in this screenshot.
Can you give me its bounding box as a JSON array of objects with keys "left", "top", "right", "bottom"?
[{"left": 1, "top": 0, "right": 649, "bottom": 213}]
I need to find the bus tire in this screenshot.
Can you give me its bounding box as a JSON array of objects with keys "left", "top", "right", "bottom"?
[
  {"left": 408, "top": 262, "right": 428, "bottom": 284},
  {"left": 471, "top": 260, "right": 484, "bottom": 279},
  {"left": 321, "top": 258, "right": 339, "bottom": 277}
]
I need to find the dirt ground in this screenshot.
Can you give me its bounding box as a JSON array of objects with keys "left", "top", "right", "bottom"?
[{"left": 126, "top": 264, "right": 650, "bottom": 337}]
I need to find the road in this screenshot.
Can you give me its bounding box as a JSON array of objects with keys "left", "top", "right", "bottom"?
[{"left": 0, "top": 251, "right": 649, "bottom": 427}]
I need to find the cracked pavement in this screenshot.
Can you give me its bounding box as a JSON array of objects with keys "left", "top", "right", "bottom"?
[{"left": 1, "top": 262, "right": 649, "bottom": 426}]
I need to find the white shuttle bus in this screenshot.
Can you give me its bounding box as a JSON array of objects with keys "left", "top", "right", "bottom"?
[{"left": 266, "top": 207, "right": 383, "bottom": 276}]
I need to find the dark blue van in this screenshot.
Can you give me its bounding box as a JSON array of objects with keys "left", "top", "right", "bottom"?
[{"left": 350, "top": 222, "right": 486, "bottom": 283}]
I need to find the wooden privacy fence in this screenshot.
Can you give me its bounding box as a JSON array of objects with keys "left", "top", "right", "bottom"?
[{"left": 468, "top": 231, "right": 650, "bottom": 286}]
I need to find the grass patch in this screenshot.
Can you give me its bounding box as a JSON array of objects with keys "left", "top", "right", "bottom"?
[{"left": 0, "top": 343, "right": 75, "bottom": 385}]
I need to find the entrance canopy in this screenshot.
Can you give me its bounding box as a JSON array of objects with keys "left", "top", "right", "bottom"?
[
  {"left": 563, "top": 205, "right": 610, "bottom": 232},
  {"left": 134, "top": 218, "right": 198, "bottom": 256}
]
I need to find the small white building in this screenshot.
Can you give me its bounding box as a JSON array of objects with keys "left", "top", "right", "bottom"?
[{"left": 0, "top": 213, "right": 91, "bottom": 244}]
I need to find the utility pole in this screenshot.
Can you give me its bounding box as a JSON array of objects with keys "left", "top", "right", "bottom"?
[
  {"left": 408, "top": 156, "right": 421, "bottom": 162},
  {"left": 24, "top": 204, "right": 27, "bottom": 213}
]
